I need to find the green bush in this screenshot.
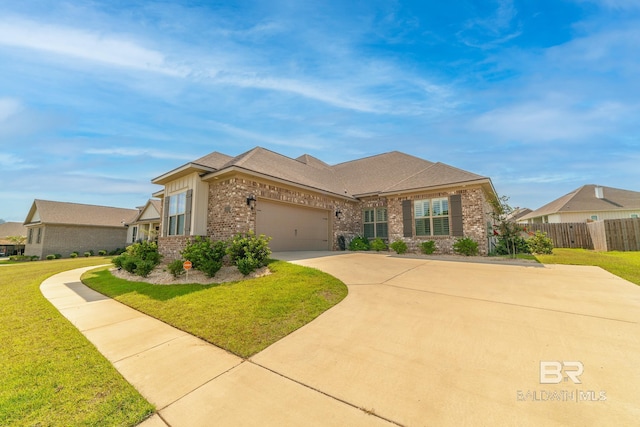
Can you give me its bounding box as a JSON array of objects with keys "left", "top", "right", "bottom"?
[
  {"left": 453, "top": 237, "right": 479, "bottom": 256},
  {"left": 54, "top": 254, "right": 62, "bottom": 259},
  {"left": 390, "top": 240, "right": 408, "bottom": 254},
  {"left": 226, "top": 232, "right": 272, "bottom": 268},
  {"left": 370, "top": 238, "right": 388, "bottom": 252},
  {"left": 420, "top": 241, "right": 436, "bottom": 254},
  {"left": 237, "top": 255, "right": 261, "bottom": 275},
  {"left": 98, "top": 250, "right": 107, "bottom": 256},
  {"left": 494, "top": 236, "right": 530, "bottom": 256},
  {"left": 182, "top": 236, "right": 227, "bottom": 270},
  {"left": 134, "top": 260, "right": 156, "bottom": 278},
  {"left": 200, "top": 259, "right": 223, "bottom": 278},
  {"left": 527, "top": 230, "right": 554, "bottom": 255},
  {"left": 84, "top": 252, "right": 91, "bottom": 257},
  {"left": 348, "top": 235, "right": 370, "bottom": 251},
  {"left": 70, "top": 253, "right": 78, "bottom": 258},
  {"left": 109, "top": 248, "right": 124, "bottom": 256},
  {"left": 30, "top": 256, "right": 39, "bottom": 261},
  {"left": 46, "top": 254, "right": 56, "bottom": 260},
  {"left": 167, "top": 259, "right": 185, "bottom": 278},
  {"left": 113, "top": 241, "right": 161, "bottom": 277}
]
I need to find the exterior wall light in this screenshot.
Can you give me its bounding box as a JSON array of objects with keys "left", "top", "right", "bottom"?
[
  {"left": 246, "top": 195, "right": 257, "bottom": 209},
  {"left": 335, "top": 209, "right": 342, "bottom": 219}
]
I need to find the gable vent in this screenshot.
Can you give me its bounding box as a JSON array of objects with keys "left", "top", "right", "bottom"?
[{"left": 595, "top": 186, "right": 604, "bottom": 199}]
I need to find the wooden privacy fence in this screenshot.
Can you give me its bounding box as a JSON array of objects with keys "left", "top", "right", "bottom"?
[
  {"left": 525, "top": 223, "right": 593, "bottom": 249},
  {"left": 587, "top": 219, "right": 640, "bottom": 251}
]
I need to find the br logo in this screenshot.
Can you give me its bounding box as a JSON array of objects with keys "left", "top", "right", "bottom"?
[{"left": 540, "top": 361, "right": 584, "bottom": 384}]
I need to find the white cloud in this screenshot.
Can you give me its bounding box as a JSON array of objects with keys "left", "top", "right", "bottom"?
[
  {"left": 206, "top": 121, "right": 324, "bottom": 150},
  {"left": 84, "top": 147, "right": 194, "bottom": 160},
  {"left": 0, "top": 153, "right": 34, "bottom": 170},
  {"left": 0, "top": 17, "right": 189, "bottom": 76}
]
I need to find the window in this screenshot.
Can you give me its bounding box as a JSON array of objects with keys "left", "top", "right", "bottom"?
[
  {"left": 591, "top": 215, "right": 598, "bottom": 221},
  {"left": 631, "top": 214, "right": 638, "bottom": 219},
  {"left": 36, "top": 227, "right": 42, "bottom": 244},
  {"left": 28, "top": 228, "right": 33, "bottom": 244},
  {"left": 168, "top": 192, "right": 187, "bottom": 235},
  {"left": 131, "top": 226, "right": 138, "bottom": 243},
  {"left": 415, "top": 197, "right": 449, "bottom": 236},
  {"left": 363, "top": 207, "right": 388, "bottom": 239}
]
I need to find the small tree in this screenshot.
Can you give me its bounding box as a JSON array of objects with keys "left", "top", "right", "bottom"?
[{"left": 489, "top": 195, "right": 527, "bottom": 258}]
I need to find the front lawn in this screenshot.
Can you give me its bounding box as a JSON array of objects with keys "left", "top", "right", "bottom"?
[
  {"left": 536, "top": 248, "right": 640, "bottom": 286},
  {"left": 82, "top": 260, "right": 348, "bottom": 358},
  {"left": 0, "top": 258, "right": 154, "bottom": 427}
]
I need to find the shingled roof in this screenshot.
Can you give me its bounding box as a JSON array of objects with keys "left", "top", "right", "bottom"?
[
  {"left": 24, "top": 200, "right": 139, "bottom": 228},
  {"left": 520, "top": 185, "right": 640, "bottom": 221},
  {"left": 155, "top": 146, "right": 493, "bottom": 198}
]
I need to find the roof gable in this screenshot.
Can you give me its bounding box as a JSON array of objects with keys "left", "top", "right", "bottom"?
[
  {"left": 381, "top": 162, "right": 487, "bottom": 194},
  {"left": 24, "top": 200, "right": 138, "bottom": 228}
]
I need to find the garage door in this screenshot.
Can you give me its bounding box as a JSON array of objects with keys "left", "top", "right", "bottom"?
[{"left": 256, "top": 200, "right": 330, "bottom": 251}]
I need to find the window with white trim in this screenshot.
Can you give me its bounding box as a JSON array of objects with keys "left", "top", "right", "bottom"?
[
  {"left": 415, "top": 197, "right": 450, "bottom": 236},
  {"left": 631, "top": 214, "right": 638, "bottom": 219},
  {"left": 168, "top": 192, "right": 187, "bottom": 236},
  {"left": 36, "top": 227, "right": 42, "bottom": 244},
  {"left": 363, "top": 207, "right": 388, "bottom": 239},
  {"left": 28, "top": 228, "right": 33, "bottom": 244},
  {"left": 131, "top": 226, "right": 138, "bottom": 243}
]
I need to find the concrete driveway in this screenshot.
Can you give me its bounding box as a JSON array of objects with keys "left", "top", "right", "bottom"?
[{"left": 251, "top": 252, "right": 640, "bottom": 426}]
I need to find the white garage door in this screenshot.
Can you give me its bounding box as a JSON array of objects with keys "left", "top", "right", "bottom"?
[{"left": 256, "top": 200, "right": 330, "bottom": 251}]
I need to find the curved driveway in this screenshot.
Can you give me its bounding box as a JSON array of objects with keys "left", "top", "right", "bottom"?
[{"left": 254, "top": 252, "right": 640, "bottom": 426}]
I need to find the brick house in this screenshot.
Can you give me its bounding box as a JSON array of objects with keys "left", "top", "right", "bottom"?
[
  {"left": 152, "top": 147, "right": 498, "bottom": 260},
  {"left": 23, "top": 200, "right": 138, "bottom": 259}
]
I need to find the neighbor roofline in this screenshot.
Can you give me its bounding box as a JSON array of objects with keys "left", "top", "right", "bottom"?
[{"left": 201, "top": 166, "right": 356, "bottom": 201}]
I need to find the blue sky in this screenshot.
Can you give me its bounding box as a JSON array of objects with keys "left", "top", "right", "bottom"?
[{"left": 1, "top": 0, "right": 639, "bottom": 221}]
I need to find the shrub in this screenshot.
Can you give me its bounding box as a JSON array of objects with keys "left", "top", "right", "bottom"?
[
  {"left": 109, "top": 248, "right": 124, "bottom": 256},
  {"left": 390, "top": 240, "right": 408, "bottom": 254},
  {"left": 54, "top": 254, "right": 62, "bottom": 259},
  {"left": 134, "top": 260, "right": 156, "bottom": 278},
  {"left": 71, "top": 251, "right": 79, "bottom": 257},
  {"left": 237, "top": 255, "right": 260, "bottom": 275},
  {"left": 30, "top": 256, "right": 39, "bottom": 261},
  {"left": 89, "top": 249, "right": 95, "bottom": 256},
  {"left": 167, "top": 259, "right": 185, "bottom": 278},
  {"left": 112, "top": 241, "right": 161, "bottom": 277},
  {"left": 182, "top": 237, "right": 227, "bottom": 270},
  {"left": 70, "top": 253, "right": 78, "bottom": 258},
  {"left": 98, "top": 250, "right": 107, "bottom": 256},
  {"left": 527, "top": 230, "right": 554, "bottom": 255},
  {"left": 348, "top": 235, "right": 370, "bottom": 251},
  {"left": 494, "top": 236, "right": 530, "bottom": 256},
  {"left": 370, "top": 238, "right": 388, "bottom": 252},
  {"left": 199, "top": 259, "right": 223, "bottom": 278},
  {"left": 337, "top": 235, "right": 346, "bottom": 251},
  {"left": 226, "top": 232, "right": 272, "bottom": 267},
  {"left": 453, "top": 237, "right": 479, "bottom": 256},
  {"left": 420, "top": 241, "right": 436, "bottom": 255},
  {"left": 84, "top": 252, "right": 91, "bottom": 257},
  {"left": 46, "top": 254, "right": 56, "bottom": 260}
]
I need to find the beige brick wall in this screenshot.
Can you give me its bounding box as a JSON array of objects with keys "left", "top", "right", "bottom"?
[{"left": 25, "top": 224, "right": 128, "bottom": 259}]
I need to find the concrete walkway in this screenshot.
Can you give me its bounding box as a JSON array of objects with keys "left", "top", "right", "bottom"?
[
  {"left": 40, "top": 265, "right": 392, "bottom": 427},
  {"left": 41, "top": 254, "right": 640, "bottom": 426}
]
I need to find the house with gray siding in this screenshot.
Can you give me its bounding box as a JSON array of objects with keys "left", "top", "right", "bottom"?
[
  {"left": 152, "top": 147, "right": 498, "bottom": 259},
  {"left": 23, "top": 200, "right": 138, "bottom": 259}
]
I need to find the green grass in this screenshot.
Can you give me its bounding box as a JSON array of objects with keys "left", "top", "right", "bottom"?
[
  {"left": 82, "top": 260, "right": 348, "bottom": 358},
  {"left": 0, "top": 258, "right": 154, "bottom": 427},
  {"left": 535, "top": 248, "right": 640, "bottom": 286}
]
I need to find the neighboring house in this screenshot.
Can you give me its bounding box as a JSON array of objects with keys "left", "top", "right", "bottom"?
[
  {"left": 0, "top": 222, "right": 27, "bottom": 256},
  {"left": 126, "top": 199, "right": 161, "bottom": 244},
  {"left": 520, "top": 185, "right": 640, "bottom": 224},
  {"left": 509, "top": 208, "right": 532, "bottom": 223},
  {"left": 151, "top": 146, "right": 498, "bottom": 259},
  {"left": 23, "top": 200, "right": 138, "bottom": 259}
]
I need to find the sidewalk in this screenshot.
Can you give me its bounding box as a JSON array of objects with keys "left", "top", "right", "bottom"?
[{"left": 40, "top": 266, "right": 392, "bottom": 427}]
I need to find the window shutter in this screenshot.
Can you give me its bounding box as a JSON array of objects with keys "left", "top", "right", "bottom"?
[
  {"left": 402, "top": 200, "right": 413, "bottom": 237},
  {"left": 163, "top": 197, "right": 170, "bottom": 237},
  {"left": 450, "top": 194, "right": 463, "bottom": 237},
  {"left": 184, "top": 189, "right": 193, "bottom": 235}
]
